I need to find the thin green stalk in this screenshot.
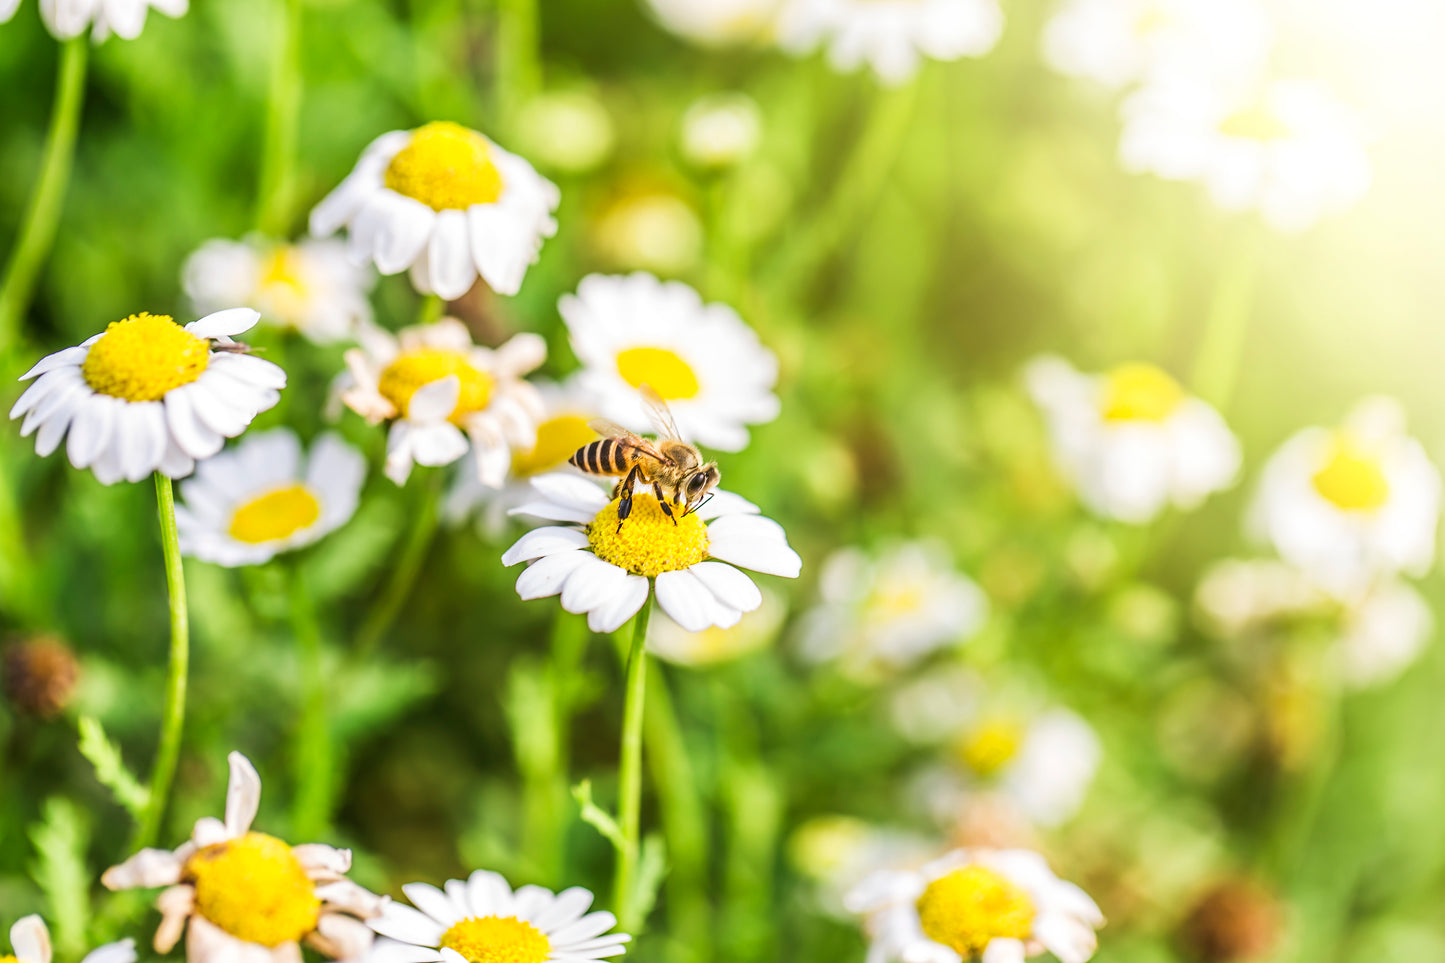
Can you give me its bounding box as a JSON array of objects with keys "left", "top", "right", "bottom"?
[
  {"left": 496, "top": 0, "right": 541, "bottom": 135},
  {"left": 354, "top": 469, "right": 442, "bottom": 655},
  {"left": 255, "top": 0, "right": 304, "bottom": 235},
  {"left": 418, "top": 292, "right": 445, "bottom": 325},
  {"left": 612, "top": 594, "right": 653, "bottom": 931},
  {"left": 289, "top": 564, "right": 332, "bottom": 839},
  {"left": 764, "top": 80, "right": 921, "bottom": 300},
  {"left": 1190, "top": 229, "right": 1264, "bottom": 411},
  {"left": 0, "top": 38, "right": 89, "bottom": 352},
  {"left": 134, "top": 474, "right": 190, "bottom": 850},
  {"left": 644, "top": 667, "right": 711, "bottom": 961}
]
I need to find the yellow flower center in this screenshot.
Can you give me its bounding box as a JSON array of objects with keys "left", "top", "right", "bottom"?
[
  {"left": 385, "top": 121, "right": 505, "bottom": 211},
  {"left": 184, "top": 832, "right": 320, "bottom": 947},
  {"left": 512, "top": 414, "right": 597, "bottom": 477},
  {"left": 378, "top": 348, "right": 494, "bottom": 424},
  {"left": 869, "top": 585, "right": 926, "bottom": 618},
  {"left": 256, "top": 246, "right": 309, "bottom": 321},
  {"left": 588, "top": 495, "right": 710, "bottom": 577},
  {"left": 2, "top": 954, "right": 20, "bottom": 963},
  {"left": 1134, "top": 6, "right": 1169, "bottom": 35},
  {"left": 616, "top": 346, "right": 700, "bottom": 400},
  {"left": 227, "top": 484, "right": 323, "bottom": 545},
  {"left": 1218, "top": 102, "right": 1292, "bottom": 142},
  {"left": 956, "top": 720, "right": 1024, "bottom": 777},
  {"left": 81, "top": 313, "right": 211, "bottom": 402},
  {"left": 916, "top": 865, "right": 1036, "bottom": 958},
  {"left": 1100, "top": 363, "right": 1184, "bottom": 422},
  {"left": 1313, "top": 437, "right": 1390, "bottom": 511},
  {"left": 439, "top": 916, "right": 552, "bottom": 963}
]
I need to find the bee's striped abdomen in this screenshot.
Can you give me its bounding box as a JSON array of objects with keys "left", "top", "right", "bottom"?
[{"left": 570, "top": 439, "right": 631, "bottom": 476}]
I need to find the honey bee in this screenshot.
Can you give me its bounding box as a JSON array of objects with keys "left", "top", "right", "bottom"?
[{"left": 570, "top": 384, "right": 721, "bottom": 532}]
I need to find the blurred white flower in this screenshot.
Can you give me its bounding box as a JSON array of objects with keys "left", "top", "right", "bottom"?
[
  {"left": 846, "top": 848, "right": 1104, "bottom": 963},
  {"left": 10, "top": 309, "right": 284, "bottom": 484},
  {"left": 591, "top": 189, "right": 704, "bottom": 276},
  {"left": 36, "top": 0, "right": 185, "bottom": 41},
  {"left": 1, "top": 0, "right": 19, "bottom": 23},
  {"left": 1336, "top": 579, "right": 1434, "bottom": 689},
  {"left": 561, "top": 272, "right": 780, "bottom": 453},
  {"left": 443, "top": 379, "right": 601, "bottom": 537},
  {"left": 649, "top": 587, "right": 786, "bottom": 665},
  {"left": 183, "top": 236, "right": 372, "bottom": 345},
  {"left": 503, "top": 474, "right": 801, "bottom": 633},
  {"left": 337, "top": 318, "right": 545, "bottom": 486},
  {"left": 798, "top": 542, "right": 988, "bottom": 680},
  {"left": 515, "top": 90, "right": 616, "bottom": 175},
  {"left": 789, "top": 816, "right": 939, "bottom": 918},
  {"left": 641, "top": 0, "right": 781, "bottom": 46},
  {"left": 367, "top": 871, "right": 628, "bottom": 963},
  {"left": 680, "top": 93, "right": 763, "bottom": 170},
  {"left": 310, "top": 122, "right": 560, "bottom": 298},
  {"left": 778, "top": 0, "right": 1003, "bottom": 86},
  {"left": 1250, "top": 397, "right": 1441, "bottom": 599},
  {"left": 3, "top": 918, "right": 135, "bottom": 963},
  {"left": 176, "top": 429, "right": 365, "bottom": 567},
  {"left": 1042, "top": 0, "right": 1271, "bottom": 92},
  {"left": 1026, "top": 355, "right": 1240, "bottom": 524},
  {"left": 1119, "top": 77, "right": 1371, "bottom": 232},
  {"left": 1194, "top": 557, "right": 1325, "bottom": 637}
]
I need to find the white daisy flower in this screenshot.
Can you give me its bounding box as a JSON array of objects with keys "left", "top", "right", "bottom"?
[
  {"left": 1025, "top": 355, "right": 1240, "bottom": 525},
  {"left": 337, "top": 318, "right": 545, "bottom": 487},
  {"left": 797, "top": 541, "right": 988, "bottom": 681},
  {"left": 442, "top": 379, "right": 601, "bottom": 537},
  {"left": 4, "top": 917, "right": 136, "bottom": 963},
  {"left": 183, "top": 236, "right": 373, "bottom": 345},
  {"left": 1336, "top": 578, "right": 1434, "bottom": 689},
  {"left": 365, "top": 871, "right": 628, "bottom": 963},
  {"left": 102, "top": 752, "right": 385, "bottom": 962},
  {"left": 175, "top": 429, "right": 366, "bottom": 567},
  {"left": 502, "top": 473, "right": 801, "bottom": 633},
  {"left": 641, "top": 0, "right": 782, "bottom": 46},
  {"left": 309, "top": 122, "right": 560, "bottom": 299},
  {"left": 36, "top": 0, "right": 185, "bottom": 41},
  {"left": 648, "top": 587, "right": 786, "bottom": 666},
  {"left": 777, "top": 0, "right": 1003, "bottom": 86},
  {"left": 680, "top": 93, "right": 764, "bottom": 170},
  {"left": 9, "top": 309, "right": 286, "bottom": 484},
  {"left": 846, "top": 848, "right": 1104, "bottom": 963},
  {"left": 1119, "top": 77, "right": 1372, "bottom": 232},
  {"left": 1249, "top": 397, "right": 1441, "bottom": 599},
  {"left": 1041, "top": 0, "right": 1271, "bottom": 92},
  {"left": 561, "top": 273, "right": 779, "bottom": 453}
]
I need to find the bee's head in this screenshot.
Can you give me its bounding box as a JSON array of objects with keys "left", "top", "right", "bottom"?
[{"left": 683, "top": 462, "right": 721, "bottom": 513}]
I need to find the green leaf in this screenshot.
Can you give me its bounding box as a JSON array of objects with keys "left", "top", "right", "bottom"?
[
  {"left": 571, "top": 780, "right": 625, "bottom": 852},
  {"left": 626, "top": 833, "right": 669, "bottom": 929},
  {"left": 77, "top": 716, "right": 150, "bottom": 819},
  {"left": 29, "top": 798, "right": 90, "bottom": 959}
]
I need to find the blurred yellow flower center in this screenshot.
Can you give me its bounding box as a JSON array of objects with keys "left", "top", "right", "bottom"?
[
  {"left": 616, "top": 346, "right": 700, "bottom": 400},
  {"left": 1313, "top": 439, "right": 1389, "bottom": 511},
  {"left": 439, "top": 916, "right": 551, "bottom": 963},
  {"left": 82, "top": 313, "right": 211, "bottom": 402},
  {"left": 386, "top": 121, "right": 504, "bottom": 211},
  {"left": 588, "top": 495, "right": 709, "bottom": 577},
  {"left": 379, "top": 349, "right": 494, "bottom": 423},
  {"left": 1101, "top": 363, "right": 1183, "bottom": 422},
  {"left": 185, "top": 832, "right": 320, "bottom": 947},
  {"left": 916, "top": 865, "right": 1035, "bottom": 957},
  {"left": 1219, "top": 102, "right": 1292, "bottom": 142},
  {"left": 869, "top": 585, "right": 926, "bottom": 618},
  {"left": 957, "top": 720, "right": 1024, "bottom": 777},
  {"left": 1134, "top": 6, "right": 1170, "bottom": 35},
  {"left": 513, "top": 414, "right": 597, "bottom": 477},
  {"left": 257, "top": 246, "right": 309, "bottom": 321},
  {"left": 228, "top": 485, "right": 322, "bottom": 544}
]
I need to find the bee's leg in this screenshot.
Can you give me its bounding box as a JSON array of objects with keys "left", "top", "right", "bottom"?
[
  {"left": 653, "top": 481, "right": 678, "bottom": 526},
  {"left": 616, "top": 466, "right": 641, "bottom": 533}
]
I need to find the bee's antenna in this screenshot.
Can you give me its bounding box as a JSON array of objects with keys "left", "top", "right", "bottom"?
[{"left": 685, "top": 492, "right": 715, "bottom": 517}]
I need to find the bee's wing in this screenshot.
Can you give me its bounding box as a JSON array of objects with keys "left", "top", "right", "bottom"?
[
  {"left": 587, "top": 418, "right": 671, "bottom": 463},
  {"left": 640, "top": 384, "right": 686, "bottom": 442}
]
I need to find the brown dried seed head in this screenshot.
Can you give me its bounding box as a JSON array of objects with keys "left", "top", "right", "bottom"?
[
  {"left": 2, "top": 636, "right": 80, "bottom": 719},
  {"left": 1179, "top": 877, "right": 1284, "bottom": 963}
]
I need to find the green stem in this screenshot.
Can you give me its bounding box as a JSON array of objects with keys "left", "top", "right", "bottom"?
[
  {"left": 764, "top": 81, "right": 921, "bottom": 300},
  {"left": 612, "top": 593, "right": 653, "bottom": 931},
  {"left": 519, "top": 611, "right": 589, "bottom": 880},
  {"left": 353, "top": 470, "right": 442, "bottom": 655},
  {"left": 496, "top": 0, "right": 541, "bottom": 135},
  {"left": 644, "top": 666, "right": 711, "bottom": 961},
  {"left": 1190, "top": 230, "right": 1264, "bottom": 411},
  {"left": 0, "top": 38, "right": 88, "bottom": 353},
  {"left": 289, "top": 564, "right": 332, "bottom": 839},
  {"left": 417, "top": 292, "right": 445, "bottom": 325},
  {"left": 135, "top": 474, "right": 190, "bottom": 850},
  {"left": 255, "top": 0, "right": 304, "bottom": 236}
]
